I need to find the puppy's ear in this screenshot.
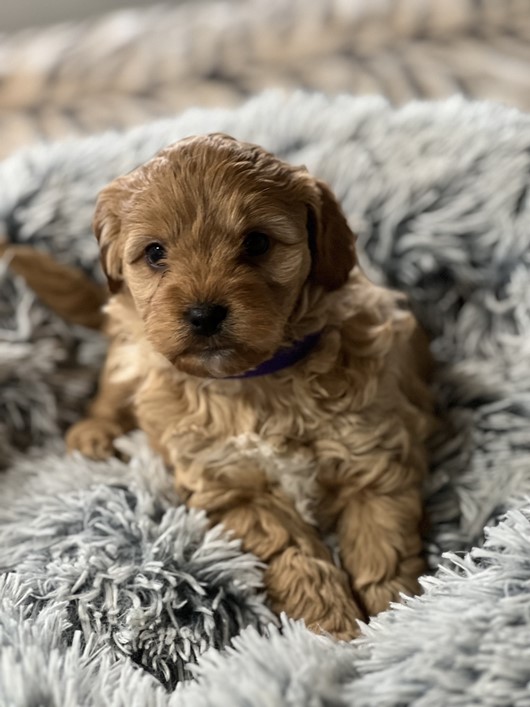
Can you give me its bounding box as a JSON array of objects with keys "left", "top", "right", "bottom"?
[
  {"left": 307, "top": 180, "right": 356, "bottom": 291},
  {"left": 93, "top": 180, "right": 129, "bottom": 294}
]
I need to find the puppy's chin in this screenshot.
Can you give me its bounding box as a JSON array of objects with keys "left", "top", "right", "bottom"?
[
  {"left": 172, "top": 345, "right": 277, "bottom": 379},
  {"left": 145, "top": 316, "right": 286, "bottom": 379}
]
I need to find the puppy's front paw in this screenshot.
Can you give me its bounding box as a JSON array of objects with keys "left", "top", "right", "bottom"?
[
  {"left": 307, "top": 610, "right": 362, "bottom": 642},
  {"left": 360, "top": 571, "right": 423, "bottom": 618},
  {"left": 267, "top": 550, "right": 365, "bottom": 642},
  {"left": 66, "top": 418, "right": 122, "bottom": 460}
]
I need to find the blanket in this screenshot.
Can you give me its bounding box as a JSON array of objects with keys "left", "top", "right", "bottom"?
[
  {"left": 1, "top": 91, "right": 530, "bottom": 705},
  {"left": 1, "top": 0, "right": 530, "bottom": 159}
]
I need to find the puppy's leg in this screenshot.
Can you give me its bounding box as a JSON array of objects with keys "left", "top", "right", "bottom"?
[
  {"left": 66, "top": 340, "right": 136, "bottom": 460},
  {"left": 335, "top": 478, "right": 425, "bottom": 618},
  {"left": 0, "top": 243, "right": 106, "bottom": 329},
  {"left": 186, "top": 476, "right": 365, "bottom": 640}
]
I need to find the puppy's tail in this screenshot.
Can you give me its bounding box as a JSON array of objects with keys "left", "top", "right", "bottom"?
[{"left": 0, "top": 241, "right": 106, "bottom": 330}]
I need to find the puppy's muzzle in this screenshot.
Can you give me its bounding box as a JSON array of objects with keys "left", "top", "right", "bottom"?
[{"left": 186, "top": 302, "right": 228, "bottom": 337}]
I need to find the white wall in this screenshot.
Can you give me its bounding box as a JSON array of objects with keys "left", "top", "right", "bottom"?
[{"left": 0, "top": 0, "right": 194, "bottom": 33}]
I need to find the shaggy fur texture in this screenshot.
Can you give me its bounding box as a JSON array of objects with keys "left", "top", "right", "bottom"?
[
  {"left": 60, "top": 134, "right": 435, "bottom": 638},
  {"left": 2, "top": 91, "right": 530, "bottom": 704}
]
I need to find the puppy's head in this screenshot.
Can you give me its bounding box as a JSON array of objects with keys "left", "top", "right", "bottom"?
[{"left": 94, "top": 134, "right": 355, "bottom": 377}]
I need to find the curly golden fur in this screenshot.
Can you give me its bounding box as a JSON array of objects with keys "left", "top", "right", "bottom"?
[{"left": 64, "top": 134, "right": 436, "bottom": 639}]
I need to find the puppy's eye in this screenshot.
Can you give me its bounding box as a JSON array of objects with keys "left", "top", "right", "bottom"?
[
  {"left": 145, "top": 243, "right": 166, "bottom": 269},
  {"left": 243, "top": 231, "right": 270, "bottom": 258}
]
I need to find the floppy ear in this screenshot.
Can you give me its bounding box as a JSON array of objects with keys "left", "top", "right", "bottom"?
[
  {"left": 307, "top": 179, "right": 357, "bottom": 291},
  {"left": 93, "top": 180, "right": 128, "bottom": 294}
]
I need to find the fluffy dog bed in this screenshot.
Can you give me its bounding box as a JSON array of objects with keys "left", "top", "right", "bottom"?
[{"left": 1, "top": 91, "right": 530, "bottom": 706}]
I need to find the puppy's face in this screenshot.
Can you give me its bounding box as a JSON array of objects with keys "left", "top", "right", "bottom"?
[{"left": 95, "top": 134, "right": 355, "bottom": 377}]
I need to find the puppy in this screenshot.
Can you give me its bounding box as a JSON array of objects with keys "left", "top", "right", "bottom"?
[{"left": 64, "top": 134, "right": 435, "bottom": 639}]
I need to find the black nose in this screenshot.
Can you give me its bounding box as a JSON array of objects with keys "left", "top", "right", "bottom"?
[{"left": 186, "top": 303, "right": 228, "bottom": 337}]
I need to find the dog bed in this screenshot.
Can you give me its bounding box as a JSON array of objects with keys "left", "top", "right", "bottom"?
[{"left": 1, "top": 91, "right": 530, "bottom": 706}]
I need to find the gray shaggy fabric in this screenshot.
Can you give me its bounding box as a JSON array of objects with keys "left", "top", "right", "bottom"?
[{"left": 1, "top": 91, "right": 530, "bottom": 704}]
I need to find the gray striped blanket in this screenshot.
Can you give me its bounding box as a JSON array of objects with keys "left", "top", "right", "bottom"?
[{"left": 1, "top": 0, "right": 530, "bottom": 159}]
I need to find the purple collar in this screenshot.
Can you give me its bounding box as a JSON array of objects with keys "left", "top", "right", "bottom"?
[{"left": 228, "top": 331, "right": 321, "bottom": 379}]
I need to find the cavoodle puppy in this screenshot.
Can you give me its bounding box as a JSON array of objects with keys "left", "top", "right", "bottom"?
[{"left": 62, "top": 134, "right": 435, "bottom": 639}]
